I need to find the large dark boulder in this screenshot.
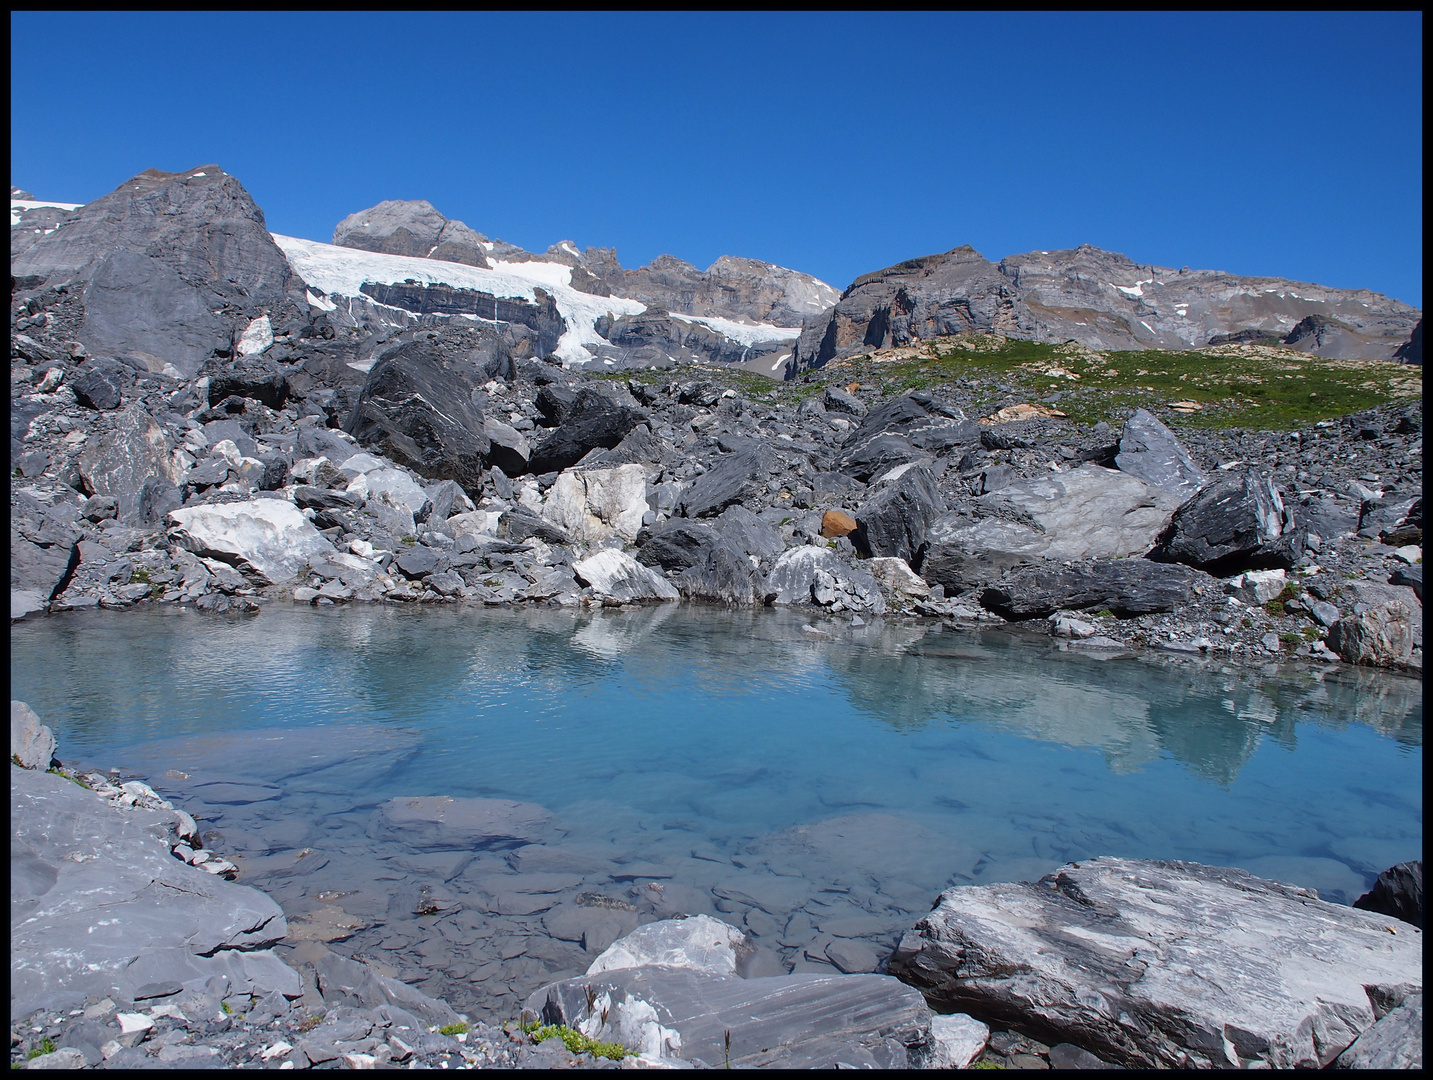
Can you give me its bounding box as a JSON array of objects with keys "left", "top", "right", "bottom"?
[
  {"left": 11, "top": 166, "right": 303, "bottom": 378},
  {"left": 207, "top": 359, "right": 290, "bottom": 411},
  {"left": 1114, "top": 408, "right": 1206, "bottom": 501},
  {"left": 678, "top": 448, "right": 775, "bottom": 519},
  {"left": 1353, "top": 860, "right": 1423, "bottom": 929},
  {"left": 1155, "top": 469, "right": 1301, "bottom": 574},
  {"left": 346, "top": 341, "right": 491, "bottom": 496},
  {"left": 979, "top": 558, "right": 1205, "bottom": 618},
  {"left": 527, "top": 387, "right": 646, "bottom": 474},
  {"left": 636, "top": 520, "right": 721, "bottom": 572},
  {"left": 676, "top": 541, "right": 766, "bottom": 606},
  {"left": 70, "top": 360, "right": 126, "bottom": 411},
  {"left": 835, "top": 394, "right": 978, "bottom": 481},
  {"left": 76, "top": 404, "right": 182, "bottom": 524},
  {"left": 852, "top": 466, "right": 946, "bottom": 566}
]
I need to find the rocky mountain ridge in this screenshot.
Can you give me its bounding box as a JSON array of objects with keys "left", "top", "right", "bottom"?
[{"left": 793, "top": 243, "right": 1421, "bottom": 373}]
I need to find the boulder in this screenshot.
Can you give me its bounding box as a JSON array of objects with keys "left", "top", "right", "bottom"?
[
  {"left": 1114, "top": 408, "right": 1206, "bottom": 501},
  {"left": 1156, "top": 469, "right": 1301, "bottom": 574},
  {"left": 346, "top": 467, "right": 431, "bottom": 516},
  {"left": 887, "top": 857, "right": 1423, "bottom": 1069},
  {"left": 1333, "top": 991, "right": 1423, "bottom": 1070},
  {"left": 167, "top": 499, "right": 337, "bottom": 585},
  {"left": 678, "top": 448, "right": 774, "bottom": 519},
  {"left": 12, "top": 761, "right": 297, "bottom": 1019},
  {"left": 867, "top": 557, "right": 931, "bottom": 599},
  {"left": 586, "top": 916, "right": 747, "bottom": 977},
  {"left": 70, "top": 362, "right": 125, "bottom": 411},
  {"left": 710, "top": 504, "right": 784, "bottom": 560},
  {"left": 766, "top": 546, "right": 885, "bottom": 614},
  {"left": 836, "top": 394, "right": 979, "bottom": 481},
  {"left": 573, "top": 549, "right": 680, "bottom": 603},
  {"left": 1223, "top": 568, "right": 1286, "bottom": 605},
  {"left": 528, "top": 387, "right": 646, "bottom": 474},
  {"left": 821, "top": 509, "right": 857, "bottom": 538},
  {"left": 13, "top": 167, "right": 300, "bottom": 379},
  {"left": 482, "top": 414, "right": 531, "bottom": 476},
  {"left": 543, "top": 465, "right": 648, "bottom": 543},
  {"left": 11, "top": 700, "right": 57, "bottom": 769},
  {"left": 980, "top": 559, "right": 1206, "bottom": 618},
  {"left": 207, "top": 358, "right": 288, "bottom": 410},
  {"left": 526, "top": 967, "right": 933, "bottom": 1068},
  {"left": 852, "top": 465, "right": 945, "bottom": 565},
  {"left": 922, "top": 465, "right": 1181, "bottom": 596},
  {"left": 675, "top": 542, "right": 766, "bottom": 606},
  {"left": 636, "top": 520, "right": 720, "bottom": 572},
  {"left": 498, "top": 505, "right": 573, "bottom": 546},
  {"left": 1353, "top": 861, "right": 1423, "bottom": 928},
  {"left": 77, "top": 404, "right": 185, "bottom": 524},
  {"left": 1327, "top": 601, "right": 1416, "bottom": 667},
  {"left": 346, "top": 340, "right": 492, "bottom": 495},
  {"left": 927, "top": 1013, "right": 990, "bottom": 1069}
]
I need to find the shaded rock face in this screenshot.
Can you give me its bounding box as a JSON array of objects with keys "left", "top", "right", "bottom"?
[
  {"left": 794, "top": 243, "right": 1420, "bottom": 373},
  {"left": 527, "top": 388, "right": 646, "bottom": 475},
  {"left": 836, "top": 394, "right": 979, "bottom": 482},
  {"left": 852, "top": 465, "right": 946, "bottom": 566},
  {"left": 12, "top": 166, "right": 303, "bottom": 378},
  {"left": 887, "top": 857, "right": 1424, "bottom": 1069},
  {"left": 1334, "top": 991, "right": 1423, "bottom": 1070},
  {"left": 1156, "top": 469, "right": 1300, "bottom": 573},
  {"left": 1353, "top": 860, "right": 1424, "bottom": 929},
  {"left": 346, "top": 340, "right": 493, "bottom": 496},
  {"left": 359, "top": 280, "right": 565, "bottom": 358},
  {"left": 981, "top": 558, "right": 1206, "bottom": 618},
  {"left": 1328, "top": 601, "right": 1416, "bottom": 667}
]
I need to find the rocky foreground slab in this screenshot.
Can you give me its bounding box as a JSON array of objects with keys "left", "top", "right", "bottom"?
[{"left": 887, "top": 856, "right": 1423, "bottom": 1069}]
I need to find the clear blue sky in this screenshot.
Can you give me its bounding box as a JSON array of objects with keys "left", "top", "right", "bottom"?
[{"left": 10, "top": 11, "right": 1424, "bottom": 308}]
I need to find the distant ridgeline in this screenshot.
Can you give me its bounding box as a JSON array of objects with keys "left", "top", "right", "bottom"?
[{"left": 10, "top": 168, "right": 1422, "bottom": 384}]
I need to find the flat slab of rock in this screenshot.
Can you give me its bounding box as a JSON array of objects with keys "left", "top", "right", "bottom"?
[
  {"left": 527, "top": 966, "right": 933, "bottom": 1068},
  {"left": 1114, "top": 408, "right": 1206, "bottom": 501},
  {"left": 572, "top": 548, "right": 679, "bottom": 603},
  {"left": 980, "top": 559, "right": 1206, "bottom": 618},
  {"left": 587, "top": 915, "right": 747, "bottom": 977},
  {"left": 887, "top": 857, "right": 1423, "bottom": 1069},
  {"left": 374, "top": 795, "right": 557, "bottom": 851},
  {"left": 11, "top": 764, "right": 297, "bottom": 1020}
]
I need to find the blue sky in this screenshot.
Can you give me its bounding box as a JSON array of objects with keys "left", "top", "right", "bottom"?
[{"left": 10, "top": 11, "right": 1423, "bottom": 308}]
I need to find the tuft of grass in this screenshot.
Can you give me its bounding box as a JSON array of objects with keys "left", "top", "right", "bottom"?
[
  {"left": 1279, "top": 632, "right": 1302, "bottom": 648},
  {"left": 518, "top": 1020, "right": 630, "bottom": 1060},
  {"left": 438, "top": 1022, "right": 469, "bottom": 1037}
]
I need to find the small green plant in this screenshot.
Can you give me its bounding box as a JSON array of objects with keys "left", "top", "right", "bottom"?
[
  {"left": 970, "top": 1061, "right": 1007, "bottom": 1070},
  {"left": 400, "top": 536, "right": 416, "bottom": 545},
  {"left": 1240, "top": 618, "right": 1253, "bottom": 629},
  {"left": 296, "top": 1014, "right": 322, "bottom": 1034},
  {"left": 131, "top": 566, "right": 152, "bottom": 584},
  {"left": 1279, "top": 632, "right": 1302, "bottom": 648},
  {"left": 1301, "top": 626, "right": 1321, "bottom": 642},
  {"left": 220, "top": 1001, "right": 232, "bottom": 1014},
  {"left": 1092, "top": 608, "right": 1115, "bottom": 618},
  {"left": 26, "top": 1036, "right": 56, "bottom": 1060},
  {"left": 518, "top": 1020, "right": 629, "bottom": 1061},
  {"left": 12, "top": 753, "right": 23, "bottom": 767},
  {"left": 1264, "top": 599, "right": 1286, "bottom": 617},
  {"left": 439, "top": 1022, "right": 469, "bottom": 1037}
]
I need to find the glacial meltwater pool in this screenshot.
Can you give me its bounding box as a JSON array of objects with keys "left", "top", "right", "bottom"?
[{"left": 11, "top": 605, "right": 1422, "bottom": 1021}]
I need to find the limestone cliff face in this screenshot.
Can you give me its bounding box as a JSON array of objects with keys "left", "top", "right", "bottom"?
[{"left": 794, "top": 243, "right": 1421, "bottom": 373}]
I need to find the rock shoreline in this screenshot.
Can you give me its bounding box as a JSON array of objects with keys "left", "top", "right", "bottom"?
[{"left": 11, "top": 701, "right": 1423, "bottom": 1070}]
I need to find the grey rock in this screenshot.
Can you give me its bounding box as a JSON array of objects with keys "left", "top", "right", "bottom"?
[
  {"left": 1334, "top": 991, "right": 1423, "bottom": 1070},
  {"left": 1298, "top": 493, "right": 1361, "bottom": 541},
  {"left": 1048, "top": 1042, "right": 1120, "bottom": 1069},
  {"left": 1310, "top": 599, "right": 1342, "bottom": 627},
  {"left": 852, "top": 465, "right": 945, "bottom": 565},
  {"left": 922, "top": 465, "right": 1181, "bottom": 595},
  {"left": 1389, "top": 563, "right": 1421, "bottom": 600},
  {"left": 498, "top": 505, "right": 572, "bottom": 546},
  {"left": 13, "top": 167, "right": 300, "bottom": 379},
  {"left": 482, "top": 414, "right": 531, "bottom": 476},
  {"left": 374, "top": 795, "right": 556, "bottom": 851},
  {"left": 927, "top": 1013, "right": 990, "bottom": 1069},
  {"left": 1327, "top": 601, "right": 1416, "bottom": 667},
  {"left": 766, "top": 546, "right": 885, "bottom": 614},
  {"left": 573, "top": 548, "right": 679, "bottom": 603},
  {"left": 333, "top": 199, "right": 503, "bottom": 267},
  {"left": 836, "top": 394, "right": 978, "bottom": 481},
  {"left": 11, "top": 534, "right": 80, "bottom": 605},
  {"left": 393, "top": 544, "right": 441, "bottom": 579},
  {"left": 23, "top": 1047, "right": 89, "bottom": 1069},
  {"left": 70, "top": 362, "right": 125, "bottom": 411},
  {"left": 167, "top": 499, "right": 337, "bottom": 586},
  {"left": 981, "top": 559, "right": 1205, "bottom": 618},
  {"left": 528, "top": 387, "right": 646, "bottom": 474},
  {"left": 11, "top": 764, "right": 296, "bottom": 1020},
  {"left": 888, "top": 857, "right": 1423, "bottom": 1069},
  {"left": 675, "top": 542, "right": 765, "bottom": 606},
  {"left": 1353, "top": 861, "right": 1423, "bottom": 928},
  {"left": 1157, "top": 469, "right": 1300, "bottom": 573},
  {"left": 586, "top": 915, "right": 747, "bottom": 977},
  {"left": 678, "top": 448, "right": 775, "bottom": 519},
  {"left": 822, "top": 385, "right": 867, "bottom": 416},
  {"left": 346, "top": 339, "right": 492, "bottom": 497},
  {"left": 711, "top": 503, "right": 785, "bottom": 559},
  {"left": 1114, "top": 408, "right": 1206, "bottom": 500},
  {"left": 11, "top": 700, "right": 57, "bottom": 769},
  {"left": 77, "top": 404, "right": 183, "bottom": 525},
  {"left": 527, "top": 966, "right": 931, "bottom": 1068},
  {"left": 636, "top": 520, "right": 721, "bottom": 571}
]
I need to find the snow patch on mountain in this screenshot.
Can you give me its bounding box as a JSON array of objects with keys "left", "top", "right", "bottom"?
[
  {"left": 272, "top": 235, "right": 646, "bottom": 365},
  {"left": 11, "top": 200, "right": 85, "bottom": 226},
  {"left": 666, "top": 311, "right": 801, "bottom": 346}
]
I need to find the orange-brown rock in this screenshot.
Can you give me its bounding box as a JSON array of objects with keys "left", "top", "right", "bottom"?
[{"left": 821, "top": 510, "right": 857, "bottom": 538}]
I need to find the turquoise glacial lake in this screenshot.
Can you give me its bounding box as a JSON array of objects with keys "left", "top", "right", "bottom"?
[{"left": 10, "top": 605, "right": 1422, "bottom": 1020}]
